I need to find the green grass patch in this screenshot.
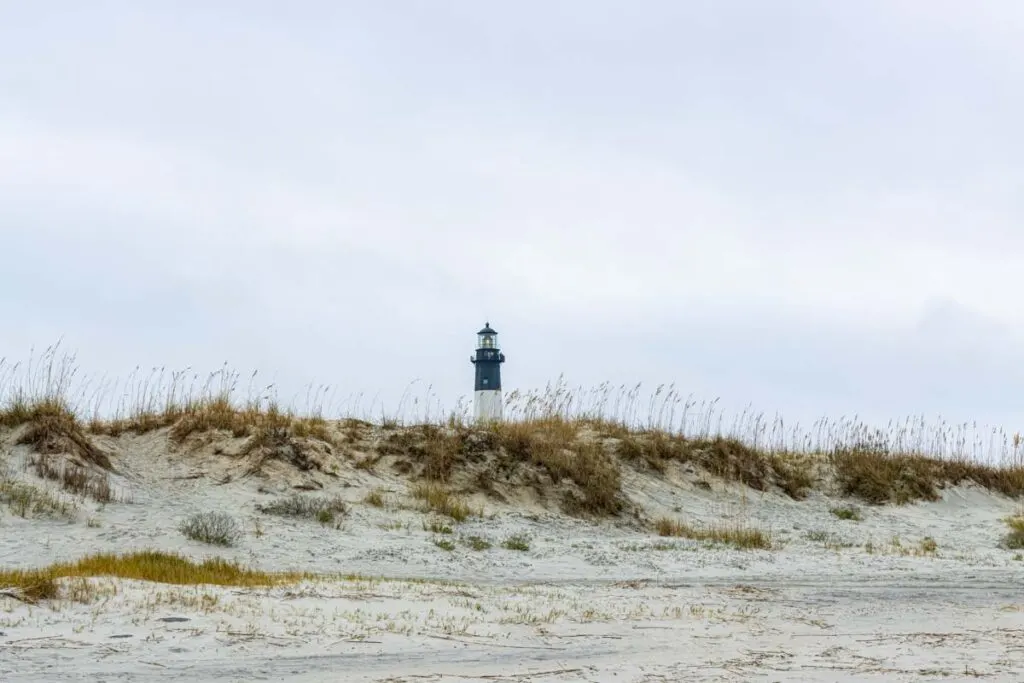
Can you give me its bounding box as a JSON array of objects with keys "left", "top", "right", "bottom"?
[
  {"left": 829, "top": 504, "right": 863, "bottom": 521},
  {"left": 423, "top": 520, "right": 453, "bottom": 534},
  {"left": 0, "top": 550, "right": 304, "bottom": 603},
  {"left": 500, "top": 534, "right": 530, "bottom": 551},
  {"left": 464, "top": 536, "right": 492, "bottom": 551}
]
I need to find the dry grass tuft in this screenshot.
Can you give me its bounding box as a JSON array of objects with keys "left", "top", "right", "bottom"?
[
  {"left": 238, "top": 415, "right": 332, "bottom": 474},
  {"left": 5, "top": 399, "right": 112, "bottom": 470},
  {"left": 655, "top": 516, "right": 773, "bottom": 550},
  {"left": 1, "top": 396, "right": 70, "bottom": 429},
  {"left": 168, "top": 396, "right": 256, "bottom": 441},
  {"left": 410, "top": 482, "right": 477, "bottom": 522},
  {"left": 371, "top": 420, "right": 624, "bottom": 516},
  {"left": 0, "top": 550, "right": 301, "bottom": 603},
  {"left": 615, "top": 431, "right": 815, "bottom": 499},
  {"left": 0, "top": 479, "right": 78, "bottom": 519},
  {"left": 364, "top": 488, "right": 387, "bottom": 507},
  {"left": 162, "top": 398, "right": 335, "bottom": 469},
  {"left": 29, "top": 453, "right": 116, "bottom": 503},
  {"left": 419, "top": 426, "right": 465, "bottom": 482},
  {"left": 487, "top": 420, "right": 623, "bottom": 515},
  {"left": 290, "top": 416, "right": 331, "bottom": 442},
  {"left": 832, "top": 443, "right": 1024, "bottom": 505},
  {"left": 1002, "top": 517, "right": 1024, "bottom": 550}
]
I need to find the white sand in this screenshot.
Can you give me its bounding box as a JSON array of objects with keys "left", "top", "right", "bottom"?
[{"left": 2, "top": 427, "right": 1024, "bottom": 681}]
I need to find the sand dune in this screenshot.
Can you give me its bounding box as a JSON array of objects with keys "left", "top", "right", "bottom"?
[{"left": 2, "top": 421, "right": 1024, "bottom": 682}]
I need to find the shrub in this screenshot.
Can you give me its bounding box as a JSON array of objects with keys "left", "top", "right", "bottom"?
[{"left": 179, "top": 511, "right": 243, "bottom": 546}]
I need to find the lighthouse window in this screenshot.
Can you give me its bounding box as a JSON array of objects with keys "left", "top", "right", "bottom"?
[{"left": 482, "top": 378, "right": 489, "bottom": 386}]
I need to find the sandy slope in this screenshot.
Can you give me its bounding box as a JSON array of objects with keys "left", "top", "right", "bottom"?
[{"left": 2, "top": 427, "right": 1024, "bottom": 681}]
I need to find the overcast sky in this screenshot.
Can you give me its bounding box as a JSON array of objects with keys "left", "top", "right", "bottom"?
[{"left": 2, "top": 2, "right": 1023, "bottom": 437}]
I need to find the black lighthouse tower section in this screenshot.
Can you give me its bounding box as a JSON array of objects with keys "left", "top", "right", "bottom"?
[{"left": 471, "top": 322, "right": 505, "bottom": 391}]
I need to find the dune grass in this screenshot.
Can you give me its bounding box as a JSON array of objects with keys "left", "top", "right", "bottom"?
[
  {"left": 486, "top": 420, "right": 622, "bottom": 514},
  {"left": 2, "top": 397, "right": 113, "bottom": 470},
  {"left": 655, "top": 516, "right": 773, "bottom": 550},
  {"left": 831, "top": 442, "right": 1024, "bottom": 505},
  {"left": 0, "top": 550, "right": 304, "bottom": 603},
  {"left": 3, "top": 347, "right": 1024, "bottom": 514}
]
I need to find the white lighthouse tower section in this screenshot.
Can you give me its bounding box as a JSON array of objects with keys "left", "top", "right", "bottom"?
[
  {"left": 470, "top": 322, "right": 506, "bottom": 424},
  {"left": 474, "top": 389, "right": 503, "bottom": 422}
]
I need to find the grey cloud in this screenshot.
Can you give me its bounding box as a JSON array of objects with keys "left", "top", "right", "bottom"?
[{"left": 1, "top": 1, "right": 1022, "bottom": 438}]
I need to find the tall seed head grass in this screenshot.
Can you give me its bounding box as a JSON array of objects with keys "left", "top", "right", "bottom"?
[{"left": 5, "top": 348, "right": 1024, "bottom": 511}]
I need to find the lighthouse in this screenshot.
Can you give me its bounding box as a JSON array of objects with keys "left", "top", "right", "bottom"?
[{"left": 470, "top": 322, "right": 506, "bottom": 422}]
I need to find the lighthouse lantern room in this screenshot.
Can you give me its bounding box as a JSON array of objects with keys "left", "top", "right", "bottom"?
[{"left": 470, "top": 322, "right": 506, "bottom": 422}]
